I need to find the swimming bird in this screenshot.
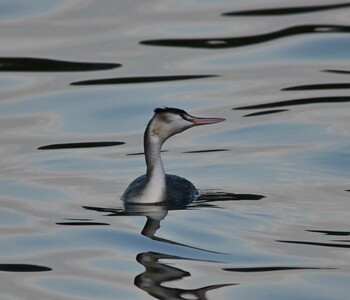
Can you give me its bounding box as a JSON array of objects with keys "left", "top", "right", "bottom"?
[{"left": 122, "top": 107, "right": 225, "bottom": 204}]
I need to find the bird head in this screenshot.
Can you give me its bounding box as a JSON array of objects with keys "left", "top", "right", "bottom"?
[{"left": 148, "top": 107, "right": 225, "bottom": 142}]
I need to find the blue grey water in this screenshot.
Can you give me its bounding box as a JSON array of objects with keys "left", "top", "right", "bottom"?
[{"left": 0, "top": 1, "right": 349, "bottom": 299}]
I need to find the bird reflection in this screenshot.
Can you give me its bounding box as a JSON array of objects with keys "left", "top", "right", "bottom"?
[
  {"left": 81, "top": 192, "right": 263, "bottom": 299},
  {"left": 125, "top": 194, "right": 251, "bottom": 299},
  {"left": 123, "top": 201, "right": 225, "bottom": 253},
  {"left": 83, "top": 191, "right": 264, "bottom": 246},
  {"left": 135, "top": 251, "right": 235, "bottom": 300}
]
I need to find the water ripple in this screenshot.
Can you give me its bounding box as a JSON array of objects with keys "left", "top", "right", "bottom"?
[
  {"left": 140, "top": 25, "right": 350, "bottom": 49},
  {"left": 56, "top": 222, "right": 110, "bottom": 226},
  {"left": 234, "top": 96, "right": 350, "bottom": 110},
  {"left": 222, "top": 2, "right": 350, "bottom": 16},
  {"left": 0, "top": 264, "right": 51, "bottom": 272},
  {"left": 323, "top": 69, "right": 350, "bottom": 75},
  {"left": 38, "top": 141, "right": 125, "bottom": 150},
  {"left": 306, "top": 230, "right": 350, "bottom": 236},
  {"left": 71, "top": 75, "right": 218, "bottom": 86},
  {"left": 282, "top": 83, "right": 350, "bottom": 91},
  {"left": 0, "top": 57, "right": 121, "bottom": 72},
  {"left": 182, "top": 148, "right": 229, "bottom": 154},
  {"left": 277, "top": 240, "right": 350, "bottom": 249},
  {"left": 223, "top": 266, "right": 335, "bottom": 272},
  {"left": 243, "top": 109, "right": 289, "bottom": 117}
]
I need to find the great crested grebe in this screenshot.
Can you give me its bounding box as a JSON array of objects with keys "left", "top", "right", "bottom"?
[{"left": 122, "top": 107, "right": 225, "bottom": 204}]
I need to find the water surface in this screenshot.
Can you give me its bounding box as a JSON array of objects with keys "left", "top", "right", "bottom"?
[{"left": 0, "top": 1, "right": 349, "bottom": 299}]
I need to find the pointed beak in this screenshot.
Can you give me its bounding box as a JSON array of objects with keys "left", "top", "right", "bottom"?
[{"left": 189, "top": 116, "right": 226, "bottom": 126}]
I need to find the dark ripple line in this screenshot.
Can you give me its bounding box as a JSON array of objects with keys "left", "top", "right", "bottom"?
[
  {"left": 140, "top": 24, "right": 350, "bottom": 49},
  {"left": 323, "top": 69, "right": 350, "bottom": 75},
  {"left": 183, "top": 149, "right": 229, "bottom": 154},
  {"left": 243, "top": 109, "right": 289, "bottom": 117},
  {"left": 64, "top": 218, "right": 93, "bottom": 221},
  {"left": 0, "top": 57, "right": 121, "bottom": 72},
  {"left": 234, "top": 96, "right": 350, "bottom": 110},
  {"left": 38, "top": 141, "right": 125, "bottom": 150},
  {"left": 197, "top": 192, "right": 265, "bottom": 202},
  {"left": 282, "top": 83, "right": 350, "bottom": 91},
  {"left": 71, "top": 75, "right": 218, "bottom": 86},
  {"left": 307, "top": 230, "right": 350, "bottom": 236},
  {"left": 222, "top": 2, "right": 350, "bottom": 16},
  {"left": 56, "top": 222, "right": 110, "bottom": 226},
  {"left": 223, "top": 266, "right": 335, "bottom": 272},
  {"left": 277, "top": 240, "right": 350, "bottom": 248},
  {"left": 0, "top": 264, "right": 51, "bottom": 272}
]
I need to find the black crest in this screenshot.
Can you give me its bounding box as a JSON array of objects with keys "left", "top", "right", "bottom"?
[{"left": 154, "top": 107, "right": 187, "bottom": 115}]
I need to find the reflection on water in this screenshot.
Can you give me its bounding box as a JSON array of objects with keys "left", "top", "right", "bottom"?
[
  {"left": 243, "top": 109, "right": 289, "bottom": 117},
  {"left": 38, "top": 141, "right": 125, "bottom": 150},
  {"left": 223, "top": 266, "right": 334, "bottom": 272},
  {"left": 306, "top": 230, "right": 350, "bottom": 236},
  {"left": 1, "top": 0, "right": 350, "bottom": 299},
  {"left": 234, "top": 96, "right": 350, "bottom": 110},
  {"left": 79, "top": 192, "right": 260, "bottom": 298},
  {"left": 71, "top": 75, "right": 218, "bottom": 86},
  {"left": 278, "top": 229, "right": 350, "bottom": 249},
  {"left": 183, "top": 148, "right": 229, "bottom": 154},
  {"left": 136, "top": 251, "right": 234, "bottom": 300},
  {"left": 277, "top": 240, "right": 350, "bottom": 249},
  {"left": 0, "top": 57, "right": 121, "bottom": 72},
  {"left": 0, "top": 264, "right": 51, "bottom": 272},
  {"left": 282, "top": 83, "right": 350, "bottom": 91},
  {"left": 323, "top": 69, "right": 350, "bottom": 74},
  {"left": 140, "top": 25, "right": 350, "bottom": 49},
  {"left": 222, "top": 2, "right": 350, "bottom": 16},
  {"left": 56, "top": 221, "right": 110, "bottom": 226}
]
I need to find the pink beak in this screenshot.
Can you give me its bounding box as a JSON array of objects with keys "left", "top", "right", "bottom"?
[{"left": 189, "top": 116, "right": 225, "bottom": 126}]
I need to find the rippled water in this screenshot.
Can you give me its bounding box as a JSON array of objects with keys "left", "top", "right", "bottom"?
[{"left": 1, "top": 1, "right": 349, "bottom": 299}]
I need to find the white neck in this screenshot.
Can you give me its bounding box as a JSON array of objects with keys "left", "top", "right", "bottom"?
[{"left": 142, "top": 129, "right": 166, "bottom": 203}]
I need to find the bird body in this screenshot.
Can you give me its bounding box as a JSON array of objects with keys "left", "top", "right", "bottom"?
[
  {"left": 122, "top": 174, "right": 198, "bottom": 205},
  {"left": 122, "top": 107, "right": 225, "bottom": 204}
]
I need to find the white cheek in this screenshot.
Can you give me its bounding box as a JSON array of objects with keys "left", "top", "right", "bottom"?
[
  {"left": 173, "top": 118, "right": 191, "bottom": 132},
  {"left": 174, "top": 118, "right": 184, "bottom": 127},
  {"left": 158, "top": 115, "right": 192, "bottom": 138}
]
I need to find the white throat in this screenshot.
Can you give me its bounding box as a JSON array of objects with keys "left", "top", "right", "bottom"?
[{"left": 142, "top": 134, "right": 166, "bottom": 203}]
